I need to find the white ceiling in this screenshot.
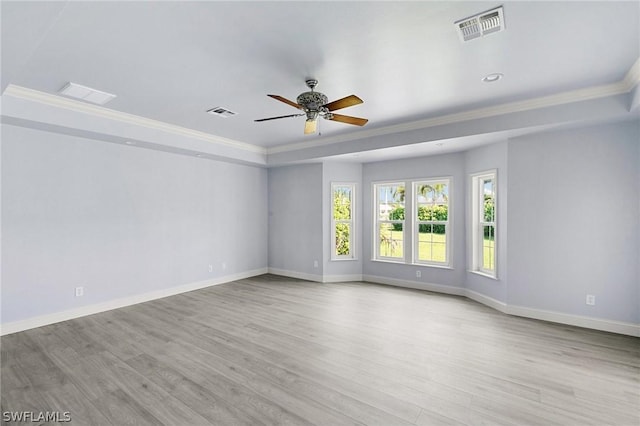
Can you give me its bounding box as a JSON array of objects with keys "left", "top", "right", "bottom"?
[{"left": 1, "top": 1, "right": 639, "bottom": 162}]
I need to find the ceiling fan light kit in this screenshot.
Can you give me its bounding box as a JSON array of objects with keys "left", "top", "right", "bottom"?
[
  {"left": 255, "top": 79, "right": 368, "bottom": 135},
  {"left": 304, "top": 119, "right": 317, "bottom": 135}
]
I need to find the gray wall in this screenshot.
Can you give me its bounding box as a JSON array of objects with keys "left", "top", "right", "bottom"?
[
  {"left": 1, "top": 124, "right": 268, "bottom": 323},
  {"left": 267, "top": 164, "right": 323, "bottom": 278},
  {"left": 464, "top": 141, "right": 509, "bottom": 302},
  {"left": 4, "top": 119, "right": 638, "bottom": 329},
  {"left": 322, "top": 162, "right": 363, "bottom": 279},
  {"left": 362, "top": 152, "right": 466, "bottom": 289},
  {"left": 507, "top": 121, "right": 639, "bottom": 323}
]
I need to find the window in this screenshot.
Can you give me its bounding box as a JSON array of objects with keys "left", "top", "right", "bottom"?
[
  {"left": 471, "top": 171, "right": 497, "bottom": 277},
  {"left": 374, "top": 182, "right": 405, "bottom": 260},
  {"left": 374, "top": 179, "right": 451, "bottom": 266},
  {"left": 414, "top": 179, "right": 450, "bottom": 266},
  {"left": 331, "top": 183, "right": 356, "bottom": 260}
]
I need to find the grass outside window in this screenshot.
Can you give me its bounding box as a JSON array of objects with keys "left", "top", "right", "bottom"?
[{"left": 379, "top": 227, "right": 494, "bottom": 266}]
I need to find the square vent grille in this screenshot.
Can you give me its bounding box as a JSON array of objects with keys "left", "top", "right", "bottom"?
[
  {"left": 455, "top": 6, "right": 505, "bottom": 42},
  {"left": 206, "top": 106, "right": 237, "bottom": 118}
]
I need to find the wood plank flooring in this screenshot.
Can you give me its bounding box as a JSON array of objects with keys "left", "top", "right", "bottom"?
[{"left": 2, "top": 274, "right": 639, "bottom": 425}]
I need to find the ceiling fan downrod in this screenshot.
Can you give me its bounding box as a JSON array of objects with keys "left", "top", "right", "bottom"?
[{"left": 305, "top": 79, "right": 318, "bottom": 90}]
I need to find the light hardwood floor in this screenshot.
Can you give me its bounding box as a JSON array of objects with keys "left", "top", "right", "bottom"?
[{"left": 1, "top": 274, "right": 639, "bottom": 425}]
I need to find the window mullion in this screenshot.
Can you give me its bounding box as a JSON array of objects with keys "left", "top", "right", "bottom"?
[{"left": 405, "top": 183, "right": 412, "bottom": 264}]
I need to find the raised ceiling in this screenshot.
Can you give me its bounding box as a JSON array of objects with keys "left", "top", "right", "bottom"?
[{"left": 1, "top": 1, "right": 639, "bottom": 163}]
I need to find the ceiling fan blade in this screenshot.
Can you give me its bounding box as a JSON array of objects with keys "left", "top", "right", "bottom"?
[
  {"left": 327, "top": 113, "right": 368, "bottom": 126},
  {"left": 323, "top": 95, "right": 363, "bottom": 111},
  {"left": 255, "top": 113, "right": 304, "bottom": 122},
  {"left": 304, "top": 119, "right": 317, "bottom": 135},
  {"left": 267, "top": 94, "right": 303, "bottom": 110}
]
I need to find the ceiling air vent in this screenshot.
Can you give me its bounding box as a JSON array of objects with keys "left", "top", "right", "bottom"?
[
  {"left": 206, "top": 106, "right": 237, "bottom": 118},
  {"left": 455, "top": 6, "right": 504, "bottom": 42},
  {"left": 58, "top": 82, "right": 116, "bottom": 105}
]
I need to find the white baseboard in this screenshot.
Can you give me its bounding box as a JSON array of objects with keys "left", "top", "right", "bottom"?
[
  {"left": 322, "top": 274, "right": 363, "bottom": 283},
  {"left": 0, "top": 268, "right": 268, "bottom": 336},
  {"left": 463, "top": 289, "right": 639, "bottom": 337},
  {"left": 4, "top": 268, "right": 638, "bottom": 338},
  {"left": 505, "top": 304, "right": 640, "bottom": 337},
  {"left": 267, "top": 267, "right": 324, "bottom": 283},
  {"left": 359, "top": 277, "right": 639, "bottom": 337},
  {"left": 464, "top": 289, "right": 508, "bottom": 312},
  {"left": 362, "top": 274, "right": 465, "bottom": 296},
  {"left": 267, "top": 270, "right": 362, "bottom": 284}
]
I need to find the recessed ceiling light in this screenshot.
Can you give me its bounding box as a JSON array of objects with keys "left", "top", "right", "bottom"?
[
  {"left": 482, "top": 73, "right": 504, "bottom": 83},
  {"left": 196, "top": 154, "right": 204, "bottom": 158},
  {"left": 435, "top": 142, "right": 444, "bottom": 147},
  {"left": 125, "top": 141, "right": 135, "bottom": 145}
]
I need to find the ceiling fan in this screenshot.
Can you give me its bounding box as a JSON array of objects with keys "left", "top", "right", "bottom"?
[{"left": 255, "top": 79, "right": 368, "bottom": 135}]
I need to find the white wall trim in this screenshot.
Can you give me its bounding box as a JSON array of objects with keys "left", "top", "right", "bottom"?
[
  {"left": 464, "top": 289, "right": 508, "bottom": 312},
  {"left": 505, "top": 303, "right": 640, "bottom": 338},
  {"left": 268, "top": 61, "right": 639, "bottom": 156},
  {"left": 362, "top": 274, "right": 466, "bottom": 296},
  {"left": 621, "top": 57, "right": 640, "bottom": 92},
  {"left": 463, "top": 289, "right": 638, "bottom": 337},
  {"left": 322, "top": 274, "right": 364, "bottom": 283},
  {"left": 3, "top": 267, "right": 637, "bottom": 337},
  {"left": 266, "top": 270, "right": 362, "bottom": 283},
  {"left": 0, "top": 268, "right": 267, "bottom": 336},
  {"left": 267, "top": 267, "right": 324, "bottom": 283},
  {"left": 357, "top": 276, "right": 638, "bottom": 337},
  {"left": 2, "top": 85, "right": 266, "bottom": 155},
  {"left": 5, "top": 56, "right": 637, "bottom": 161}
]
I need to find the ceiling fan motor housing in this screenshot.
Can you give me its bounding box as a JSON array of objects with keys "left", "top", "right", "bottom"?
[{"left": 296, "top": 91, "right": 328, "bottom": 113}]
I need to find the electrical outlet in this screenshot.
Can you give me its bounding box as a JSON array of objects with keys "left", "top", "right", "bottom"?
[
  {"left": 222, "top": 262, "right": 227, "bottom": 271},
  {"left": 416, "top": 270, "right": 421, "bottom": 278},
  {"left": 208, "top": 264, "right": 213, "bottom": 273},
  {"left": 75, "top": 286, "right": 84, "bottom": 297},
  {"left": 313, "top": 260, "right": 319, "bottom": 268},
  {"left": 586, "top": 294, "right": 596, "bottom": 306}
]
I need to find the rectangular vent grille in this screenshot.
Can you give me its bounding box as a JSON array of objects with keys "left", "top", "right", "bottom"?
[
  {"left": 206, "top": 106, "right": 237, "bottom": 118},
  {"left": 58, "top": 82, "right": 116, "bottom": 105},
  {"left": 455, "top": 6, "right": 504, "bottom": 42}
]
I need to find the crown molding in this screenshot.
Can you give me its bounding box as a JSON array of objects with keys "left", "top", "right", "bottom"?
[
  {"left": 268, "top": 57, "right": 640, "bottom": 155},
  {"left": 268, "top": 81, "right": 628, "bottom": 155},
  {"left": 4, "top": 56, "right": 639, "bottom": 159},
  {"left": 2, "top": 84, "right": 267, "bottom": 155},
  {"left": 621, "top": 57, "right": 640, "bottom": 92}
]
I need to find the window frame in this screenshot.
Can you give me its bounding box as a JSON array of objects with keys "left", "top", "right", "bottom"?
[
  {"left": 413, "top": 179, "right": 451, "bottom": 267},
  {"left": 373, "top": 181, "right": 406, "bottom": 262},
  {"left": 470, "top": 170, "right": 498, "bottom": 278},
  {"left": 372, "top": 177, "right": 453, "bottom": 268},
  {"left": 331, "top": 182, "right": 357, "bottom": 261}
]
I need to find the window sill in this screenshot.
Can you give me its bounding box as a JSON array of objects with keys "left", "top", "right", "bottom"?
[
  {"left": 331, "top": 257, "right": 358, "bottom": 262},
  {"left": 370, "top": 258, "right": 406, "bottom": 266},
  {"left": 468, "top": 270, "right": 499, "bottom": 280},
  {"left": 414, "top": 263, "right": 454, "bottom": 270},
  {"left": 371, "top": 259, "right": 453, "bottom": 270}
]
